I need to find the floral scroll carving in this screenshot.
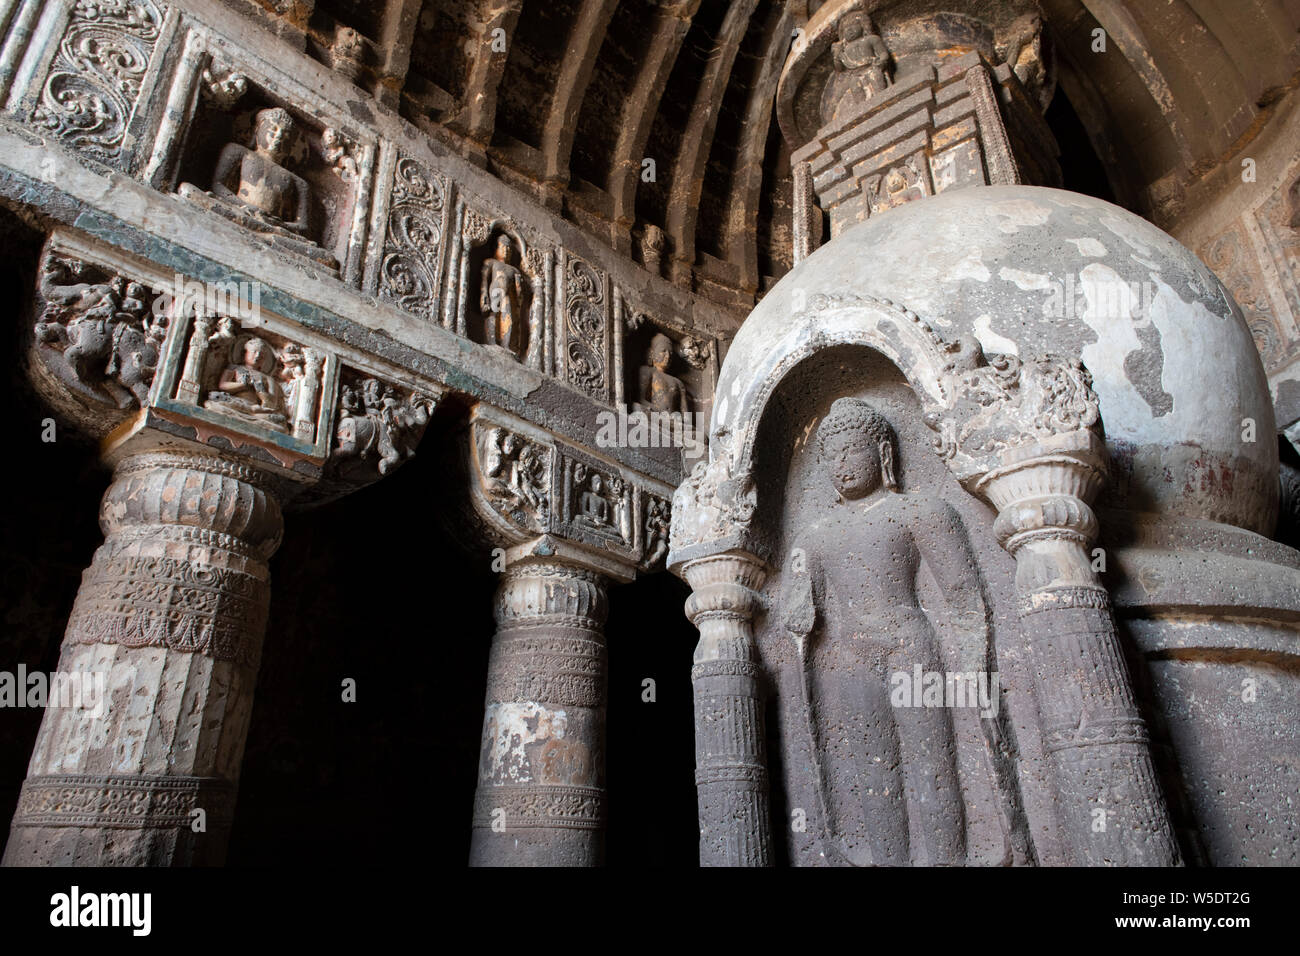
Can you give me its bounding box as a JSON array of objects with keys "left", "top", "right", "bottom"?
[
  {"left": 379, "top": 156, "right": 446, "bottom": 319},
  {"left": 565, "top": 255, "right": 607, "bottom": 399},
  {"left": 31, "top": 0, "right": 165, "bottom": 167}
]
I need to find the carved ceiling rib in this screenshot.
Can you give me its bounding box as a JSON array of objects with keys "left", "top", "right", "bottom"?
[
  {"left": 375, "top": 0, "right": 426, "bottom": 108},
  {"left": 1073, "top": 0, "right": 1198, "bottom": 170},
  {"left": 541, "top": 0, "right": 620, "bottom": 189},
  {"left": 453, "top": 0, "right": 525, "bottom": 147},
  {"left": 664, "top": 0, "right": 761, "bottom": 285},
  {"left": 724, "top": 4, "right": 793, "bottom": 290},
  {"left": 609, "top": 0, "right": 701, "bottom": 236}
]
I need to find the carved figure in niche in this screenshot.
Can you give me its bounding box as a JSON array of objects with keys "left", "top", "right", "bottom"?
[
  {"left": 833, "top": 12, "right": 892, "bottom": 98},
  {"left": 577, "top": 469, "right": 611, "bottom": 527},
  {"left": 201, "top": 65, "right": 247, "bottom": 111},
  {"left": 204, "top": 334, "right": 290, "bottom": 431},
  {"left": 480, "top": 233, "right": 526, "bottom": 357},
  {"left": 640, "top": 224, "right": 665, "bottom": 276},
  {"left": 782, "top": 398, "right": 986, "bottom": 866},
  {"left": 321, "top": 127, "right": 358, "bottom": 182},
  {"left": 608, "top": 475, "right": 633, "bottom": 544},
  {"left": 331, "top": 25, "right": 366, "bottom": 83},
  {"left": 872, "top": 164, "right": 926, "bottom": 213},
  {"left": 645, "top": 496, "right": 670, "bottom": 566},
  {"left": 482, "top": 427, "right": 548, "bottom": 518},
  {"left": 181, "top": 108, "right": 336, "bottom": 268},
  {"left": 35, "top": 255, "right": 164, "bottom": 407},
  {"left": 636, "top": 333, "right": 689, "bottom": 416}
]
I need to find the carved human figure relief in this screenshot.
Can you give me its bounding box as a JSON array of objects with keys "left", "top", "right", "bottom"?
[
  {"left": 179, "top": 108, "right": 336, "bottom": 269},
  {"left": 781, "top": 398, "right": 987, "bottom": 866},
  {"left": 480, "top": 233, "right": 526, "bottom": 358},
  {"left": 636, "top": 332, "right": 690, "bottom": 417},
  {"left": 577, "top": 470, "right": 611, "bottom": 527},
  {"left": 822, "top": 12, "right": 894, "bottom": 126},
  {"left": 334, "top": 376, "right": 435, "bottom": 477},
  {"left": 34, "top": 254, "right": 164, "bottom": 409},
  {"left": 481, "top": 426, "right": 550, "bottom": 521},
  {"left": 644, "top": 495, "right": 670, "bottom": 567},
  {"left": 204, "top": 334, "right": 292, "bottom": 431}
]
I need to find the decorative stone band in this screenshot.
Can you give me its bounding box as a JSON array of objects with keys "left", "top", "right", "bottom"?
[
  {"left": 62, "top": 551, "right": 269, "bottom": 668},
  {"left": 484, "top": 632, "right": 606, "bottom": 708},
  {"left": 104, "top": 452, "right": 284, "bottom": 558},
  {"left": 1042, "top": 714, "right": 1150, "bottom": 754},
  {"left": 695, "top": 761, "right": 770, "bottom": 788},
  {"left": 493, "top": 563, "right": 609, "bottom": 633},
  {"left": 965, "top": 64, "right": 1021, "bottom": 186},
  {"left": 471, "top": 784, "right": 605, "bottom": 831},
  {"left": 12, "top": 773, "right": 235, "bottom": 830},
  {"left": 993, "top": 494, "right": 1099, "bottom": 556},
  {"left": 1019, "top": 584, "right": 1112, "bottom": 616}
]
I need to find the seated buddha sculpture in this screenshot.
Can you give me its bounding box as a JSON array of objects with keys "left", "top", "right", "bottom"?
[{"left": 181, "top": 107, "right": 337, "bottom": 269}]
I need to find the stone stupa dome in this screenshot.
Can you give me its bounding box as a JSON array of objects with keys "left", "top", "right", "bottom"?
[{"left": 715, "top": 185, "right": 1279, "bottom": 535}]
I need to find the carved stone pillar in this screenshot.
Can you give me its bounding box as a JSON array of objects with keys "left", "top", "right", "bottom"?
[
  {"left": 2, "top": 451, "right": 282, "bottom": 866},
  {"left": 681, "top": 551, "right": 772, "bottom": 867},
  {"left": 469, "top": 558, "right": 609, "bottom": 866},
  {"left": 981, "top": 435, "right": 1181, "bottom": 865},
  {"left": 457, "top": 403, "right": 671, "bottom": 865},
  {"left": 668, "top": 446, "right": 774, "bottom": 866},
  {"left": 928, "top": 348, "right": 1181, "bottom": 865}
]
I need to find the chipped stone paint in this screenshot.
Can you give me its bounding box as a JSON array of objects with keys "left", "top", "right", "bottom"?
[
  {"left": 479, "top": 700, "right": 570, "bottom": 786},
  {"left": 986, "top": 197, "right": 1053, "bottom": 234},
  {"left": 712, "top": 185, "right": 1277, "bottom": 533},
  {"left": 972, "top": 314, "right": 1018, "bottom": 355},
  {"left": 1066, "top": 237, "right": 1108, "bottom": 257},
  {"left": 997, "top": 267, "right": 1052, "bottom": 291}
]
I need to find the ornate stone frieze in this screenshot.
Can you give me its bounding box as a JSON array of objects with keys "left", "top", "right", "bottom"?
[
  {"left": 151, "top": 309, "right": 340, "bottom": 468},
  {"left": 331, "top": 372, "right": 439, "bottom": 483},
  {"left": 556, "top": 453, "right": 635, "bottom": 556},
  {"left": 378, "top": 155, "right": 448, "bottom": 320},
  {"left": 471, "top": 785, "right": 606, "bottom": 831},
  {"left": 31, "top": 251, "right": 165, "bottom": 414},
  {"left": 30, "top": 0, "right": 166, "bottom": 167},
  {"left": 564, "top": 253, "right": 608, "bottom": 399},
  {"left": 475, "top": 422, "right": 553, "bottom": 534},
  {"left": 923, "top": 338, "right": 1104, "bottom": 488},
  {"left": 465, "top": 407, "right": 674, "bottom": 573},
  {"left": 12, "top": 773, "right": 236, "bottom": 830},
  {"left": 668, "top": 443, "right": 757, "bottom": 559}
]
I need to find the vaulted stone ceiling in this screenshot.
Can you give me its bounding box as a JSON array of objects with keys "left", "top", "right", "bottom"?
[{"left": 262, "top": 0, "right": 1300, "bottom": 311}]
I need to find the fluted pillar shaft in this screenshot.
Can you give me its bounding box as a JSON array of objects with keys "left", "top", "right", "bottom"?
[
  {"left": 3, "top": 451, "right": 283, "bottom": 866},
  {"left": 469, "top": 559, "right": 609, "bottom": 866},
  {"left": 682, "top": 551, "right": 772, "bottom": 867},
  {"left": 984, "top": 456, "right": 1181, "bottom": 865}
]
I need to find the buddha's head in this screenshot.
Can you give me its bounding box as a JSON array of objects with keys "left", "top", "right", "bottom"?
[
  {"left": 253, "top": 108, "right": 295, "bottom": 163},
  {"left": 648, "top": 333, "right": 673, "bottom": 372},
  {"left": 494, "top": 234, "right": 514, "bottom": 263},
  {"left": 817, "top": 398, "right": 897, "bottom": 501}
]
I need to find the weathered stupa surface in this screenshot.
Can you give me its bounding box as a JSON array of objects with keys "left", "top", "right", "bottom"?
[{"left": 719, "top": 185, "right": 1279, "bottom": 535}]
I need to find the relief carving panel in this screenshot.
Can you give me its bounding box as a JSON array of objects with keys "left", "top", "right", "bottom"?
[{"left": 31, "top": 0, "right": 166, "bottom": 167}]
